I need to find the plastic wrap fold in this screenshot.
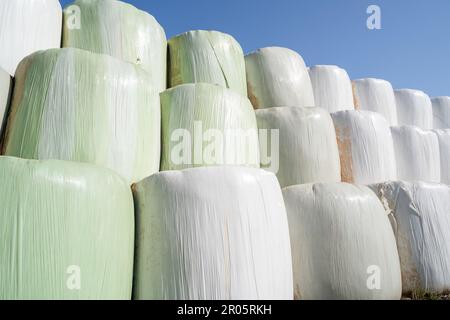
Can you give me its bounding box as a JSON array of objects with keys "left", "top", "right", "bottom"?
[
  {"left": 63, "top": 0, "right": 167, "bottom": 92},
  {"left": 133, "top": 166, "right": 293, "bottom": 300},
  {"left": 256, "top": 106, "right": 341, "bottom": 188},
  {"left": 370, "top": 182, "right": 450, "bottom": 294},
  {"left": 352, "top": 78, "right": 398, "bottom": 125},
  {"left": 282, "top": 183, "right": 402, "bottom": 300},
  {"left": 0, "top": 0, "right": 62, "bottom": 76},
  {"left": 432, "top": 97, "right": 450, "bottom": 129},
  {"left": 391, "top": 126, "right": 440, "bottom": 183},
  {"left": 168, "top": 30, "right": 247, "bottom": 96},
  {"left": 308, "top": 65, "right": 354, "bottom": 113},
  {"left": 245, "top": 47, "right": 315, "bottom": 109},
  {"left": 395, "top": 89, "right": 433, "bottom": 129},
  {"left": 434, "top": 130, "right": 450, "bottom": 184},
  {"left": 331, "top": 110, "right": 397, "bottom": 184},
  {"left": 160, "top": 83, "right": 259, "bottom": 171},
  {"left": 2, "top": 48, "right": 161, "bottom": 184},
  {"left": 0, "top": 157, "right": 134, "bottom": 300},
  {"left": 0, "top": 68, "right": 11, "bottom": 131}
]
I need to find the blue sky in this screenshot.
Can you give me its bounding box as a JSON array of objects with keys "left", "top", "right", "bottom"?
[{"left": 60, "top": 0, "right": 450, "bottom": 97}]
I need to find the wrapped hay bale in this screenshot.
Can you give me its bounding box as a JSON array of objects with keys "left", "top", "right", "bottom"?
[
  {"left": 352, "top": 78, "right": 398, "bottom": 125},
  {"left": 0, "top": 157, "right": 134, "bottom": 300},
  {"left": 2, "top": 48, "right": 160, "bottom": 184},
  {"left": 283, "top": 183, "right": 402, "bottom": 300},
  {"left": 0, "top": 0, "right": 62, "bottom": 76},
  {"left": 160, "top": 83, "right": 259, "bottom": 171},
  {"left": 308, "top": 65, "right": 354, "bottom": 113},
  {"left": 133, "top": 166, "right": 293, "bottom": 300},
  {"left": 245, "top": 47, "right": 315, "bottom": 109},
  {"left": 432, "top": 96, "right": 450, "bottom": 129},
  {"left": 434, "top": 129, "right": 450, "bottom": 184},
  {"left": 331, "top": 110, "right": 397, "bottom": 184},
  {"left": 0, "top": 67, "right": 11, "bottom": 131},
  {"left": 391, "top": 126, "right": 440, "bottom": 182},
  {"left": 63, "top": 0, "right": 167, "bottom": 92},
  {"left": 256, "top": 106, "right": 341, "bottom": 188},
  {"left": 168, "top": 30, "right": 247, "bottom": 96},
  {"left": 395, "top": 89, "right": 433, "bottom": 129},
  {"left": 370, "top": 182, "right": 450, "bottom": 294}
]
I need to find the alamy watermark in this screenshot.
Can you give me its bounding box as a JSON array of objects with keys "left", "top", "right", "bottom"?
[
  {"left": 367, "top": 5, "right": 381, "bottom": 30},
  {"left": 65, "top": 5, "right": 81, "bottom": 30}
]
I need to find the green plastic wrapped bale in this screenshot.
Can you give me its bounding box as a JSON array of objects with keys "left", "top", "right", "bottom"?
[
  {"left": 0, "top": 156, "right": 134, "bottom": 300},
  {"left": 168, "top": 30, "right": 247, "bottom": 96},
  {"left": 63, "top": 0, "right": 167, "bottom": 92},
  {"left": 160, "top": 83, "right": 259, "bottom": 171},
  {"left": 2, "top": 48, "right": 160, "bottom": 184}
]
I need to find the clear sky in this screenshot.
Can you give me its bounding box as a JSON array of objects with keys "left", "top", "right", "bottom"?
[{"left": 60, "top": 0, "right": 450, "bottom": 97}]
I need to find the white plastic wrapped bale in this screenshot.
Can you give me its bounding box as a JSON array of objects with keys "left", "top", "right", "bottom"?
[
  {"left": 434, "top": 130, "right": 450, "bottom": 184},
  {"left": 256, "top": 106, "right": 341, "bottom": 188},
  {"left": 160, "top": 83, "right": 259, "bottom": 170},
  {"left": 308, "top": 65, "right": 354, "bottom": 113},
  {"left": 391, "top": 126, "right": 440, "bottom": 183},
  {"left": 352, "top": 78, "right": 398, "bottom": 126},
  {"left": 282, "top": 183, "right": 402, "bottom": 300},
  {"left": 133, "top": 166, "right": 293, "bottom": 300},
  {"left": 331, "top": 110, "right": 397, "bottom": 184},
  {"left": 0, "top": 0, "right": 62, "bottom": 76},
  {"left": 0, "top": 157, "right": 134, "bottom": 299},
  {"left": 0, "top": 67, "right": 11, "bottom": 130},
  {"left": 245, "top": 47, "right": 315, "bottom": 109},
  {"left": 168, "top": 30, "right": 247, "bottom": 96},
  {"left": 395, "top": 89, "right": 433, "bottom": 129},
  {"left": 432, "top": 96, "right": 450, "bottom": 129},
  {"left": 63, "top": 0, "right": 167, "bottom": 92},
  {"left": 370, "top": 182, "right": 450, "bottom": 294},
  {"left": 2, "top": 48, "right": 160, "bottom": 184}
]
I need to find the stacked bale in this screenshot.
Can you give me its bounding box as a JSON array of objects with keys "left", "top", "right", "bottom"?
[
  {"left": 133, "top": 166, "right": 293, "bottom": 300},
  {"left": 0, "top": 68, "right": 11, "bottom": 132},
  {"left": 352, "top": 78, "right": 398, "bottom": 125},
  {"left": 256, "top": 106, "right": 341, "bottom": 188},
  {"left": 434, "top": 129, "right": 450, "bottom": 184},
  {"left": 0, "top": 157, "right": 134, "bottom": 300},
  {"left": 63, "top": 0, "right": 167, "bottom": 92},
  {"left": 2, "top": 48, "right": 161, "bottom": 184},
  {"left": 245, "top": 47, "right": 315, "bottom": 109},
  {"left": 308, "top": 65, "right": 354, "bottom": 113},
  {"left": 395, "top": 89, "right": 433, "bottom": 129},
  {"left": 432, "top": 96, "right": 450, "bottom": 129},
  {"left": 283, "top": 183, "right": 402, "bottom": 300},
  {"left": 0, "top": 0, "right": 62, "bottom": 75}
]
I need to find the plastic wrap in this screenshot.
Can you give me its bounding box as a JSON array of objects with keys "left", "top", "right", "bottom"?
[
  {"left": 0, "top": 156, "right": 134, "bottom": 300},
  {"left": 370, "top": 182, "right": 450, "bottom": 294},
  {"left": 0, "top": 0, "right": 62, "bottom": 76},
  {"left": 160, "top": 83, "right": 259, "bottom": 170},
  {"left": 434, "top": 130, "right": 450, "bottom": 184},
  {"left": 133, "top": 166, "right": 293, "bottom": 300},
  {"left": 168, "top": 30, "right": 247, "bottom": 96},
  {"left": 0, "top": 67, "right": 11, "bottom": 131},
  {"left": 2, "top": 48, "right": 160, "bottom": 184},
  {"left": 245, "top": 47, "right": 315, "bottom": 109},
  {"left": 256, "top": 106, "right": 341, "bottom": 188},
  {"left": 432, "top": 96, "right": 450, "bottom": 129},
  {"left": 308, "top": 65, "right": 354, "bottom": 113},
  {"left": 391, "top": 126, "right": 440, "bottom": 183},
  {"left": 63, "top": 0, "right": 167, "bottom": 92},
  {"left": 395, "top": 89, "right": 433, "bottom": 129},
  {"left": 331, "top": 110, "right": 397, "bottom": 184},
  {"left": 282, "top": 183, "right": 402, "bottom": 300},
  {"left": 352, "top": 78, "right": 398, "bottom": 125}
]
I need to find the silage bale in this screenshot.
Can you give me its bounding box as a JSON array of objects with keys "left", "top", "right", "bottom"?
[
  {"left": 331, "top": 110, "right": 397, "bottom": 184},
  {"left": 352, "top": 78, "right": 398, "bottom": 125},
  {"left": 0, "top": 67, "right": 11, "bottom": 131},
  {"left": 256, "top": 106, "right": 341, "bottom": 188},
  {"left": 0, "top": 0, "right": 62, "bottom": 76},
  {"left": 245, "top": 47, "right": 315, "bottom": 109},
  {"left": 308, "top": 65, "right": 354, "bottom": 113},
  {"left": 395, "top": 89, "right": 433, "bottom": 129},
  {"left": 0, "top": 156, "right": 134, "bottom": 300},
  {"left": 283, "top": 183, "right": 402, "bottom": 300},
  {"left": 63, "top": 0, "right": 167, "bottom": 92},
  {"left": 434, "top": 129, "right": 450, "bottom": 184},
  {"left": 391, "top": 126, "right": 440, "bottom": 183},
  {"left": 168, "top": 30, "right": 247, "bottom": 96},
  {"left": 432, "top": 96, "right": 450, "bottom": 129},
  {"left": 133, "top": 166, "right": 293, "bottom": 300},
  {"left": 160, "top": 83, "right": 259, "bottom": 171},
  {"left": 370, "top": 181, "right": 450, "bottom": 294},
  {"left": 2, "top": 48, "right": 160, "bottom": 184}
]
